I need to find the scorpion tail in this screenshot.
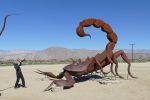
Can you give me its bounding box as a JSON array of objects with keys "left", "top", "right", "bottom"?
[
  {"left": 76, "top": 18, "right": 118, "bottom": 44},
  {"left": 0, "top": 15, "right": 11, "bottom": 36}
]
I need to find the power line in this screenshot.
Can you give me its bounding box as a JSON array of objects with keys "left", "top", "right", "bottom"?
[{"left": 129, "top": 44, "right": 135, "bottom": 62}]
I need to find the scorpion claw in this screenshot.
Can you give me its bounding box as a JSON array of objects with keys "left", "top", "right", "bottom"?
[
  {"left": 44, "top": 88, "right": 53, "bottom": 92},
  {"left": 34, "top": 71, "right": 42, "bottom": 74},
  {"left": 34, "top": 69, "right": 45, "bottom": 74}
]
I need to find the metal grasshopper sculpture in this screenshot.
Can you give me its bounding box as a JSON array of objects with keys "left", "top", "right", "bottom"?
[
  {"left": 36, "top": 18, "right": 136, "bottom": 91},
  {"left": 0, "top": 15, "right": 11, "bottom": 36},
  {"left": 0, "top": 15, "right": 10, "bottom": 96}
]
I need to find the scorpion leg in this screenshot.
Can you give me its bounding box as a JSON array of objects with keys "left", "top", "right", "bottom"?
[
  {"left": 106, "top": 57, "right": 117, "bottom": 80},
  {"left": 45, "top": 71, "right": 75, "bottom": 91},
  {"left": 107, "top": 57, "right": 116, "bottom": 76},
  {"left": 112, "top": 52, "right": 124, "bottom": 78},
  {"left": 95, "top": 58, "right": 110, "bottom": 77},
  {"left": 112, "top": 59, "right": 124, "bottom": 79},
  {"left": 95, "top": 58, "right": 106, "bottom": 77},
  {"left": 113, "top": 50, "right": 136, "bottom": 79},
  {"left": 44, "top": 81, "right": 54, "bottom": 91}
]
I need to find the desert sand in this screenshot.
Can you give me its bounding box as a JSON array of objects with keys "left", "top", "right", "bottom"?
[{"left": 0, "top": 63, "right": 150, "bottom": 100}]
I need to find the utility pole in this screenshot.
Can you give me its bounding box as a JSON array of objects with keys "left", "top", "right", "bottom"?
[{"left": 129, "top": 44, "right": 135, "bottom": 62}]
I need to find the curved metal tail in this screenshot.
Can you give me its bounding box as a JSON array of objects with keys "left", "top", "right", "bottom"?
[
  {"left": 76, "top": 18, "right": 118, "bottom": 44},
  {"left": 0, "top": 15, "right": 11, "bottom": 36}
]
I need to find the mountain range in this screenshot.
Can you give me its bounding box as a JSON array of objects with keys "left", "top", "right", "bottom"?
[{"left": 0, "top": 47, "right": 150, "bottom": 61}]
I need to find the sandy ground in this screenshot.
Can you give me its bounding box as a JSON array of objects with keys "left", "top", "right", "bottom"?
[{"left": 0, "top": 63, "right": 150, "bottom": 100}]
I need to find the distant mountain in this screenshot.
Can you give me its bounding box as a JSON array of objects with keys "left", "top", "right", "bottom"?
[
  {"left": 8, "top": 50, "right": 37, "bottom": 54},
  {"left": 120, "top": 49, "right": 150, "bottom": 54},
  {"left": 0, "top": 50, "right": 10, "bottom": 55},
  {"left": 0, "top": 47, "right": 150, "bottom": 61},
  {"left": 0, "top": 50, "right": 37, "bottom": 55}
]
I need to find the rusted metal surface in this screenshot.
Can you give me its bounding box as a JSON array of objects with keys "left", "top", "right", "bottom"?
[
  {"left": 0, "top": 15, "right": 11, "bottom": 36},
  {"left": 36, "top": 18, "right": 136, "bottom": 91}
]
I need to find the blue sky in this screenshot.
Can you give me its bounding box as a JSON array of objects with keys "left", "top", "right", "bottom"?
[{"left": 0, "top": 0, "right": 150, "bottom": 50}]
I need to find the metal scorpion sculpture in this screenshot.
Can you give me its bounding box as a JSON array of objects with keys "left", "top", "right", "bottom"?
[{"left": 36, "top": 18, "right": 136, "bottom": 91}]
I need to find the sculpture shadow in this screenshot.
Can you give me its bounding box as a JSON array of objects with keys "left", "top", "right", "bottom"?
[{"left": 74, "top": 74, "right": 102, "bottom": 83}]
